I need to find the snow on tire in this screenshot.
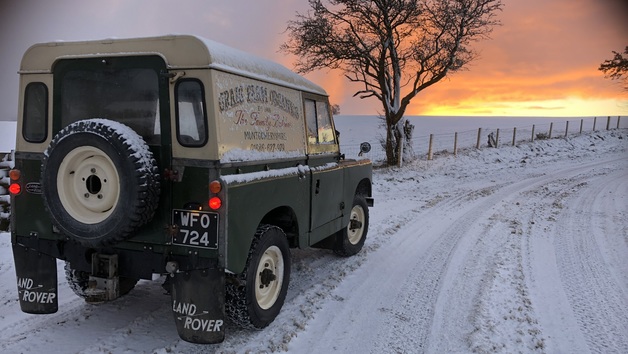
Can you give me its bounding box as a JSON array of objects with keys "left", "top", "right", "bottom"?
[
  {"left": 42, "top": 119, "right": 160, "bottom": 247},
  {"left": 225, "top": 225, "right": 291, "bottom": 329}
]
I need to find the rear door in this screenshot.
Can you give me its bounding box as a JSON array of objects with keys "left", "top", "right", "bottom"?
[{"left": 53, "top": 56, "right": 172, "bottom": 240}]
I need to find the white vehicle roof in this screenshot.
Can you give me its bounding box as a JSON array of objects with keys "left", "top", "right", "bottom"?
[{"left": 20, "top": 34, "right": 327, "bottom": 96}]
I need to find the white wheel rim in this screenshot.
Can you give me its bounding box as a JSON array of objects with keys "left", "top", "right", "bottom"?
[
  {"left": 255, "top": 245, "right": 284, "bottom": 310},
  {"left": 57, "top": 146, "right": 120, "bottom": 224},
  {"left": 347, "top": 204, "right": 365, "bottom": 245}
]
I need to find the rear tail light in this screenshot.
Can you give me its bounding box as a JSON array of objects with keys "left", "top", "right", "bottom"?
[
  {"left": 9, "top": 183, "right": 21, "bottom": 195},
  {"left": 8, "top": 169, "right": 21, "bottom": 195},
  {"left": 208, "top": 197, "right": 222, "bottom": 210},
  {"left": 208, "top": 180, "right": 222, "bottom": 210}
]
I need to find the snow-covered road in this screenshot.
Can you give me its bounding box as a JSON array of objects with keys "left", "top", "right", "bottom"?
[{"left": 1, "top": 129, "right": 626, "bottom": 353}]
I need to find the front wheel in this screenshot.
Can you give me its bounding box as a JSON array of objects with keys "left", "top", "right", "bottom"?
[
  {"left": 226, "top": 225, "right": 291, "bottom": 329},
  {"left": 334, "top": 195, "right": 369, "bottom": 257}
]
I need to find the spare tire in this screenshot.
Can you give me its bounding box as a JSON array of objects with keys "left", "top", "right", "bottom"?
[{"left": 42, "top": 119, "right": 160, "bottom": 247}]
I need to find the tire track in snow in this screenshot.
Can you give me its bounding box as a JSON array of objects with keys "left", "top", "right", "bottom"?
[
  {"left": 466, "top": 210, "right": 545, "bottom": 354},
  {"left": 286, "top": 156, "right": 623, "bottom": 353},
  {"left": 371, "top": 182, "right": 528, "bottom": 353},
  {"left": 550, "top": 166, "right": 628, "bottom": 353},
  {"left": 372, "top": 158, "right": 625, "bottom": 354}
]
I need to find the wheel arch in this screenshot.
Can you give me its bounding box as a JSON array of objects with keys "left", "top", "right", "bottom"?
[
  {"left": 260, "top": 206, "right": 300, "bottom": 246},
  {"left": 227, "top": 205, "right": 300, "bottom": 275},
  {"left": 355, "top": 177, "right": 372, "bottom": 197}
]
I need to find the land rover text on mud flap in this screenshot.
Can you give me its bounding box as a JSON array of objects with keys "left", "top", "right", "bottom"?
[{"left": 8, "top": 35, "right": 373, "bottom": 344}]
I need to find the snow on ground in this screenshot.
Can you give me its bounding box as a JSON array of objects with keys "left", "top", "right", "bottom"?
[{"left": 0, "top": 118, "right": 627, "bottom": 353}]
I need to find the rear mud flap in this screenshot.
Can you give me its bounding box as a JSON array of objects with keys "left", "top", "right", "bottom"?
[
  {"left": 170, "top": 268, "right": 225, "bottom": 344},
  {"left": 12, "top": 244, "right": 58, "bottom": 314}
]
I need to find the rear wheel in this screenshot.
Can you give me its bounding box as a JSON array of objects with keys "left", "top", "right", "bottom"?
[{"left": 226, "top": 225, "right": 290, "bottom": 329}]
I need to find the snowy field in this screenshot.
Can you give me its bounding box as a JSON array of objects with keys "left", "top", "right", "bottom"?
[
  {"left": 335, "top": 115, "right": 628, "bottom": 162},
  {"left": 1, "top": 116, "right": 627, "bottom": 353}
]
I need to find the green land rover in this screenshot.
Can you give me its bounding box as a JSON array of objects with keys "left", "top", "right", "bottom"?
[{"left": 8, "top": 35, "right": 373, "bottom": 343}]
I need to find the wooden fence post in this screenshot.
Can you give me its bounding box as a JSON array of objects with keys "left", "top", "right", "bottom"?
[
  {"left": 531, "top": 125, "right": 535, "bottom": 142},
  {"left": 565, "top": 121, "right": 569, "bottom": 138},
  {"left": 495, "top": 129, "right": 500, "bottom": 148},
  {"left": 618, "top": 116, "right": 621, "bottom": 129},
  {"left": 454, "top": 132, "right": 458, "bottom": 157},
  {"left": 397, "top": 136, "right": 403, "bottom": 167},
  {"left": 427, "top": 134, "right": 434, "bottom": 160},
  {"left": 512, "top": 127, "right": 517, "bottom": 146},
  {"left": 476, "top": 128, "right": 482, "bottom": 149},
  {"left": 593, "top": 117, "right": 597, "bottom": 131},
  {"left": 549, "top": 122, "right": 553, "bottom": 139},
  {"left": 606, "top": 116, "right": 611, "bottom": 130},
  {"left": 579, "top": 119, "right": 583, "bottom": 134}
]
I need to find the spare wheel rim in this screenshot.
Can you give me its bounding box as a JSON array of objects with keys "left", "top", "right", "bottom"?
[
  {"left": 57, "top": 146, "right": 120, "bottom": 224},
  {"left": 255, "top": 245, "right": 284, "bottom": 310}
]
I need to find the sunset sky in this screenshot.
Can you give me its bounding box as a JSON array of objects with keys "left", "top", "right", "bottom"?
[{"left": 0, "top": 0, "right": 626, "bottom": 120}]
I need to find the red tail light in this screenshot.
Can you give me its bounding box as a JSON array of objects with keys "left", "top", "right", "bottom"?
[
  {"left": 9, "top": 183, "right": 21, "bottom": 195},
  {"left": 208, "top": 197, "right": 222, "bottom": 210}
]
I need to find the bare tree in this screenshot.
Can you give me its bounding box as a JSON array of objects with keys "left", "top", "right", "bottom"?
[
  {"left": 282, "top": 0, "right": 503, "bottom": 165},
  {"left": 599, "top": 46, "right": 628, "bottom": 91}
]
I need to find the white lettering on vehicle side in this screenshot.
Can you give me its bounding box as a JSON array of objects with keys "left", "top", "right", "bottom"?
[
  {"left": 173, "top": 300, "right": 223, "bottom": 332},
  {"left": 17, "top": 277, "right": 56, "bottom": 304}
]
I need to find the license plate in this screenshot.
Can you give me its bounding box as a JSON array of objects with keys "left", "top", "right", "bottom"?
[{"left": 172, "top": 210, "right": 219, "bottom": 249}]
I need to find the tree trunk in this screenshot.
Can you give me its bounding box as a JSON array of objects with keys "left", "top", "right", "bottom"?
[
  {"left": 385, "top": 125, "right": 397, "bottom": 165},
  {"left": 384, "top": 113, "right": 404, "bottom": 166}
]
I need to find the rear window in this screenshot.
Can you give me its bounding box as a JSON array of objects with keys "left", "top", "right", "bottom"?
[
  {"left": 23, "top": 82, "right": 48, "bottom": 143},
  {"left": 60, "top": 67, "right": 160, "bottom": 144}
]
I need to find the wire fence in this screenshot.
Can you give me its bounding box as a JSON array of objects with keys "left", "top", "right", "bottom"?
[{"left": 340, "top": 116, "right": 625, "bottom": 163}]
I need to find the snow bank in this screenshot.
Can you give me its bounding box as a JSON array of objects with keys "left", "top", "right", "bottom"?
[{"left": 0, "top": 121, "right": 16, "bottom": 153}]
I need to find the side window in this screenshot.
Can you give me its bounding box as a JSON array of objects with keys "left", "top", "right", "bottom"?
[
  {"left": 304, "top": 98, "right": 336, "bottom": 145},
  {"left": 175, "top": 79, "right": 207, "bottom": 147},
  {"left": 23, "top": 82, "right": 48, "bottom": 143},
  {"left": 316, "top": 101, "right": 335, "bottom": 144},
  {"left": 305, "top": 99, "right": 318, "bottom": 144}
]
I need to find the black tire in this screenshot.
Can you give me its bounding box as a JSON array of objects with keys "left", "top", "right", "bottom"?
[
  {"left": 64, "top": 262, "right": 138, "bottom": 300},
  {"left": 42, "top": 119, "right": 160, "bottom": 247},
  {"left": 225, "top": 225, "right": 291, "bottom": 329},
  {"left": 334, "top": 194, "right": 369, "bottom": 257}
]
